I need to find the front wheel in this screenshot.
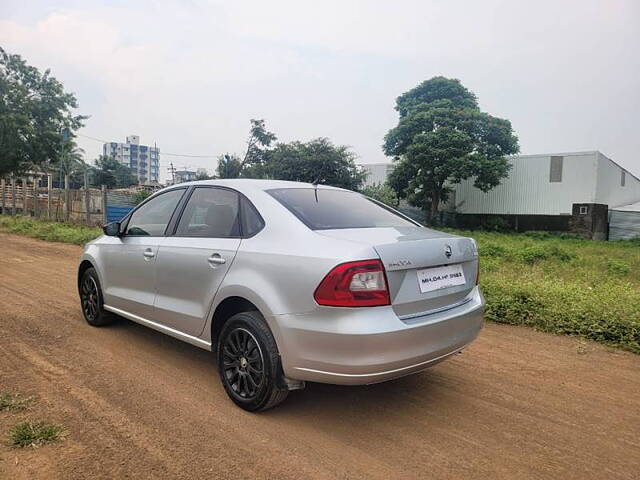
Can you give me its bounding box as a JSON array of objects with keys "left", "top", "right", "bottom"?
[
  {"left": 217, "top": 311, "right": 288, "bottom": 411},
  {"left": 79, "top": 267, "right": 114, "bottom": 327}
]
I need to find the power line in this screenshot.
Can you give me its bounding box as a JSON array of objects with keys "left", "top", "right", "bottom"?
[{"left": 76, "top": 133, "right": 219, "bottom": 158}]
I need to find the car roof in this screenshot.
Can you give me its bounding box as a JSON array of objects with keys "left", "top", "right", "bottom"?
[{"left": 164, "top": 179, "right": 347, "bottom": 193}]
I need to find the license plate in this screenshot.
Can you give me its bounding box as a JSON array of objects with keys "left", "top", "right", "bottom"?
[{"left": 417, "top": 264, "right": 466, "bottom": 293}]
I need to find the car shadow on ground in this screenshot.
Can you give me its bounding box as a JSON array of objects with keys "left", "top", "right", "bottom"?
[{"left": 105, "top": 315, "right": 451, "bottom": 420}]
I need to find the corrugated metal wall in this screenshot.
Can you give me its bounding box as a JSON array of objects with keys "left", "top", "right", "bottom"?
[
  {"left": 452, "top": 152, "right": 598, "bottom": 215},
  {"left": 609, "top": 210, "right": 640, "bottom": 241}
]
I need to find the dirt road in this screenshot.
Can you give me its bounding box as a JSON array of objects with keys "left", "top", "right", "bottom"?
[{"left": 0, "top": 233, "right": 639, "bottom": 479}]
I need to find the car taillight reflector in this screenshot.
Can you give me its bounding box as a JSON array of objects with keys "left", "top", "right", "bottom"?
[{"left": 314, "top": 259, "right": 390, "bottom": 307}]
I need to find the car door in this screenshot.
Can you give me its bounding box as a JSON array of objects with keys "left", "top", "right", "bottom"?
[
  {"left": 153, "top": 187, "right": 242, "bottom": 336},
  {"left": 100, "top": 188, "right": 186, "bottom": 319}
]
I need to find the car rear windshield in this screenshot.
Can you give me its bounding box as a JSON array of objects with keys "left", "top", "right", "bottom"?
[{"left": 267, "top": 188, "right": 418, "bottom": 230}]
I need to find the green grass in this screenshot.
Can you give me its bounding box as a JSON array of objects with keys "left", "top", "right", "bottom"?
[
  {"left": 447, "top": 229, "right": 640, "bottom": 354},
  {"left": 0, "top": 215, "right": 102, "bottom": 245},
  {"left": 0, "top": 392, "right": 33, "bottom": 412},
  {"left": 8, "top": 421, "right": 65, "bottom": 448}
]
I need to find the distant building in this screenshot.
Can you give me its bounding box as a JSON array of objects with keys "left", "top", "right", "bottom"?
[
  {"left": 359, "top": 163, "right": 395, "bottom": 187},
  {"left": 359, "top": 151, "right": 640, "bottom": 239},
  {"left": 103, "top": 135, "right": 160, "bottom": 185},
  {"left": 174, "top": 170, "right": 198, "bottom": 184}
]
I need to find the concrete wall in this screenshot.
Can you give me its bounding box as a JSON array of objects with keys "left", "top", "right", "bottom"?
[
  {"left": 451, "top": 152, "right": 599, "bottom": 215},
  {"left": 594, "top": 152, "right": 640, "bottom": 208}
]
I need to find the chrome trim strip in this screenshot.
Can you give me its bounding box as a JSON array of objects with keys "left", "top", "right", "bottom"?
[
  {"left": 294, "top": 344, "right": 467, "bottom": 379},
  {"left": 398, "top": 296, "right": 473, "bottom": 321},
  {"left": 103, "top": 305, "right": 212, "bottom": 350}
]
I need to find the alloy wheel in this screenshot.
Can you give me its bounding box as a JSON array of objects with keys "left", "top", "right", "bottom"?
[
  {"left": 222, "top": 328, "right": 265, "bottom": 400},
  {"left": 81, "top": 276, "right": 99, "bottom": 321}
]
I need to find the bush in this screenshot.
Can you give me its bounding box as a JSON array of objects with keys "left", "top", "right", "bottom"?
[
  {"left": 517, "top": 244, "right": 574, "bottom": 264},
  {"left": 478, "top": 243, "right": 509, "bottom": 257},
  {"left": 481, "top": 216, "right": 511, "bottom": 232},
  {"left": 607, "top": 260, "right": 630, "bottom": 275},
  {"left": 361, "top": 183, "right": 399, "bottom": 208}
]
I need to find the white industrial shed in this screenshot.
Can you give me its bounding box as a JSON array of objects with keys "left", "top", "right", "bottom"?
[
  {"left": 450, "top": 151, "right": 640, "bottom": 216},
  {"left": 609, "top": 201, "right": 640, "bottom": 241}
]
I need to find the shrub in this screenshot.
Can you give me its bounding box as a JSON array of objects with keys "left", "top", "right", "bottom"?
[
  {"left": 607, "top": 260, "right": 630, "bottom": 275},
  {"left": 518, "top": 246, "right": 549, "bottom": 264},
  {"left": 478, "top": 243, "right": 509, "bottom": 258},
  {"left": 517, "top": 244, "right": 574, "bottom": 264},
  {"left": 481, "top": 216, "right": 511, "bottom": 232}
]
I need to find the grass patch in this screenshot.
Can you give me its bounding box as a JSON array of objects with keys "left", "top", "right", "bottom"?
[
  {"left": 8, "top": 421, "right": 65, "bottom": 448},
  {"left": 0, "top": 215, "right": 102, "bottom": 245},
  {"left": 0, "top": 392, "right": 33, "bottom": 412},
  {"left": 447, "top": 229, "right": 640, "bottom": 354}
]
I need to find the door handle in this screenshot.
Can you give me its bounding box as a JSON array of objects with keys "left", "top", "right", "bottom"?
[
  {"left": 143, "top": 249, "right": 155, "bottom": 259},
  {"left": 208, "top": 253, "right": 226, "bottom": 265}
]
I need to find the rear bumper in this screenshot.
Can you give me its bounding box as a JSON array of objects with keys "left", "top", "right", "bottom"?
[{"left": 271, "top": 286, "right": 485, "bottom": 385}]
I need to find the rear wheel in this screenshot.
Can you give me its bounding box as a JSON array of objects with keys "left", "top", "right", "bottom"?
[
  {"left": 217, "top": 311, "right": 288, "bottom": 411},
  {"left": 79, "top": 267, "right": 114, "bottom": 327}
]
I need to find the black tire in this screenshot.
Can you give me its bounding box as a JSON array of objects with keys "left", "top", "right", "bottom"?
[
  {"left": 217, "top": 311, "right": 289, "bottom": 412},
  {"left": 79, "top": 267, "right": 114, "bottom": 327}
]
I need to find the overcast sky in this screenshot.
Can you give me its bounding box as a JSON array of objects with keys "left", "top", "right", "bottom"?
[{"left": 1, "top": 0, "right": 639, "bottom": 182}]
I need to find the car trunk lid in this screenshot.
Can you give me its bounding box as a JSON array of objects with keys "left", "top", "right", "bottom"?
[{"left": 317, "top": 227, "right": 478, "bottom": 318}]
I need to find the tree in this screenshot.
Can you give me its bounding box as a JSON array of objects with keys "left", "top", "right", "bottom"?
[
  {"left": 91, "top": 155, "right": 137, "bottom": 188},
  {"left": 50, "top": 140, "right": 87, "bottom": 187},
  {"left": 361, "top": 182, "right": 399, "bottom": 207},
  {"left": 217, "top": 154, "right": 242, "bottom": 179},
  {"left": 265, "top": 137, "right": 365, "bottom": 190},
  {"left": 384, "top": 77, "right": 519, "bottom": 220},
  {"left": 0, "top": 47, "right": 86, "bottom": 176},
  {"left": 238, "top": 119, "right": 277, "bottom": 175}
]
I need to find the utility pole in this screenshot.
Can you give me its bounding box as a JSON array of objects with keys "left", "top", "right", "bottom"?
[{"left": 167, "top": 162, "right": 176, "bottom": 185}]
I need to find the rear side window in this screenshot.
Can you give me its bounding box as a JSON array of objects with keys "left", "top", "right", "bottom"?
[
  {"left": 125, "top": 189, "right": 185, "bottom": 236},
  {"left": 241, "top": 196, "right": 264, "bottom": 237},
  {"left": 176, "top": 187, "right": 241, "bottom": 237},
  {"left": 267, "top": 188, "right": 417, "bottom": 230}
]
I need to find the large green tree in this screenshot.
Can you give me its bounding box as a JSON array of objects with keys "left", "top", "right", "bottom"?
[
  {"left": 264, "top": 137, "right": 365, "bottom": 190},
  {"left": 91, "top": 155, "right": 136, "bottom": 189},
  {"left": 0, "top": 47, "right": 86, "bottom": 176},
  {"left": 384, "top": 77, "right": 519, "bottom": 220}
]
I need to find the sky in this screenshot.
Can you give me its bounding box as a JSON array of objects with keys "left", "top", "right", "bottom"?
[{"left": 1, "top": 0, "right": 639, "bottom": 183}]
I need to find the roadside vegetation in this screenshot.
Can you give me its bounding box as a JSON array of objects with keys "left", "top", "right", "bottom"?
[
  {"left": 0, "top": 215, "right": 101, "bottom": 245},
  {"left": 8, "top": 421, "right": 65, "bottom": 448},
  {"left": 1, "top": 215, "right": 638, "bottom": 353},
  {"left": 452, "top": 230, "right": 640, "bottom": 354}
]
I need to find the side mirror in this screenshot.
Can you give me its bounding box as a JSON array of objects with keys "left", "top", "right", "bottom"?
[{"left": 103, "top": 221, "right": 121, "bottom": 237}]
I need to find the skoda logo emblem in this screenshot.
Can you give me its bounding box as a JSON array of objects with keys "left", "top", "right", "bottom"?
[{"left": 445, "top": 245, "right": 452, "bottom": 259}]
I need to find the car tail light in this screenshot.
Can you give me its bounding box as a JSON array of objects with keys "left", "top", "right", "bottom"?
[
  {"left": 475, "top": 259, "right": 480, "bottom": 285},
  {"left": 314, "top": 259, "right": 390, "bottom": 307}
]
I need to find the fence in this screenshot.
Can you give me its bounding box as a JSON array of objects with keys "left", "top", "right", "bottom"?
[{"left": 0, "top": 175, "right": 139, "bottom": 226}]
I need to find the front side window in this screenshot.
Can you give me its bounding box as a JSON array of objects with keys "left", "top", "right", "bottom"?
[
  {"left": 267, "top": 188, "right": 417, "bottom": 230},
  {"left": 176, "top": 187, "right": 240, "bottom": 237},
  {"left": 125, "top": 189, "right": 185, "bottom": 236}
]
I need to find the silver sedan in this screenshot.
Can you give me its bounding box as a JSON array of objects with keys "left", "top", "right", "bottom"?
[{"left": 78, "top": 180, "right": 484, "bottom": 411}]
